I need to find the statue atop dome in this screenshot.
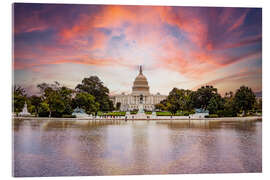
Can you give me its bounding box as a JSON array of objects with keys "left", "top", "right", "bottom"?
[{"left": 139, "top": 65, "right": 142, "bottom": 74}]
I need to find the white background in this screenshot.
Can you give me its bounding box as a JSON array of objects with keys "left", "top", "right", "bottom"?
[{"left": 0, "top": 0, "right": 269, "bottom": 179}]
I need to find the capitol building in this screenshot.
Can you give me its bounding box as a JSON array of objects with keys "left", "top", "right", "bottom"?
[{"left": 110, "top": 66, "right": 167, "bottom": 111}]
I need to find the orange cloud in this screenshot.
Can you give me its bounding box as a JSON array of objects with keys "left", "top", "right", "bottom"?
[
  {"left": 93, "top": 6, "right": 138, "bottom": 28},
  {"left": 53, "top": 56, "right": 117, "bottom": 66},
  {"left": 58, "top": 6, "right": 165, "bottom": 50},
  {"left": 14, "top": 5, "right": 261, "bottom": 84}
]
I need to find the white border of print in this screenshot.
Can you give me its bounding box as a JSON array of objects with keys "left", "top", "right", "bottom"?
[{"left": 0, "top": 0, "right": 268, "bottom": 180}]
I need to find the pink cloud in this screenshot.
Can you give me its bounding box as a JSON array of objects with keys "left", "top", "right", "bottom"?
[
  {"left": 227, "top": 10, "right": 249, "bottom": 32},
  {"left": 14, "top": 5, "right": 261, "bottom": 91},
  {"left": 192, "top": 68, "right": 262, "bottom": 95}
]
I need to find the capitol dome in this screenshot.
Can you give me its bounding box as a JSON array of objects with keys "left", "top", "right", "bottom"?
[{"left": 132, "top": 66, "right": 150, "bottom": 95}]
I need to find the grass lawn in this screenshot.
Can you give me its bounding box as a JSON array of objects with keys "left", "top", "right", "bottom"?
[{"left": 156, "top": 111, "right": 193, "bottom": 116}]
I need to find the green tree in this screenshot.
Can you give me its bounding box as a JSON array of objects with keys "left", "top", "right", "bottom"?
[
  {"left": 166, "top": 101, "right": 178, "bottom": 115},
  {"left": 38, "top": 102, "right": 50, "bottom": 117},
  {"left": 14, "top": 85, "right": 26, "bottom": 96},
  {"left": 29, "top": 95, "right": 42, "bottom": 117},
  {"left": 59, "top": 86, "right": 73, "bottom": 115},
  {"left": 254, "top": 98, "right": 262, "bottom": 113},
  {"left": 116, "top": 102, "right": 121, "bottom": 110},
  {"left": 76, "top": 76, "right": 113, "bottom": 111},
  {"left": 207, "top": 94, "right": 224, "bottom": 114},
  {"left": 155, "top": 103, "right": 166, "bottom": 111},
  {"left": 225, "top": 91, "right": 234, "bottom": 99},
  {"left": 192, "top": 85, "right": 218, "bottom": 110},
  {"left": 13, "top": 85, "right": 26, "bottom": 114},
  {"left": 167, "top": 88, "right": 182, "bottom": 111},
  {"left": 156, "top": 88, "right": 194, "bottom": 113},
  {"left": 167, "top": 88, "right": 193, "bottom": 111},
  {"left": 181, "top": 90, "right": 194, "bottom": 111},
  {"left": 234, "top": 86, "right": 256, "bottom": 116},
  {"left": 159, "top": 99, "right": 168, "bottom": 109},
  {"left": 37, "top": 82, "right": 73, "bottom": 117},
  {"left": 38, "top": 82, "right": 58, "bottom": 117},
  {"left": 73, "top": 92, "right": 99, "bottom": 115},
  {"left": 108, "top": 100, "right": 114, "bottom": 111},
  {"left": 50, "top": 97, "right": 65, "bottom": 117},
  {"left": 223, "top": 98, "right": 237, "bottom": 117}
]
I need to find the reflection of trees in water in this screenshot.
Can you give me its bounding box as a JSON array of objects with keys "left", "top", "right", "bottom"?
[
  {"left": 156, "top": 120, "right": 260, "bottom": 131},
  {"left": 13, "top": 119, "right": 45, "bottom": 131},
  {"left": 13, "top": 119, "right": 262, "bottom": 175},
  {"left": 16, "top": 119, "right": 119, "bottom": 175},
  {"left": 13, "top": 119, "right": 129, "bottom": 175},
  {"left": 14, "top": 119, "right": 260, "bottom": 132},
  {"left": 38, "top": 120, "right": 123, "bottom": 131},
  {"left": 232, "top": 121, "right": 262, "bottom": 172},
  {"left": 160, "top": 120, "right": 261, "bottom": 173},
  {"left": 157, "top": 120, "right": 211, "bottom": 130},
  {"left": 13, "top": 118, "right": 24, "bottom": 131},
  {"left": 233, "top": 120, "right": 258, "bottom": 132}
]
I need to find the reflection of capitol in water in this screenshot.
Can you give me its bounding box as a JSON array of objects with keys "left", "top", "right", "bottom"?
[
  {"left": 110, "top": 66, "right": 167, "bottom": 111},
  {"left": 13, "top": 118, "right": 262, "bottom": 176}
]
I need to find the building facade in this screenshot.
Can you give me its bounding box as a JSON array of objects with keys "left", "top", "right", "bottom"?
[{"left": 110, "top": 66, "right": 167, "bottom": 111}]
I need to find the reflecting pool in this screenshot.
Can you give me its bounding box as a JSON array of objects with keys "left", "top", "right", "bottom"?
[{"left": 13, "top": 119, "right": 262, "bottom": 176}]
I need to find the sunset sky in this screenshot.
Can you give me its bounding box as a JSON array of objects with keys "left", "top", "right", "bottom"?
[{"left": 13, "top": 3, "right": 262, "bottom": 96}]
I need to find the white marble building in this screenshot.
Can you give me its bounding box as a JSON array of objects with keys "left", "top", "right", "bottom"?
[{"left": 110, "top": 66, "right": 167, "bottom": 111}]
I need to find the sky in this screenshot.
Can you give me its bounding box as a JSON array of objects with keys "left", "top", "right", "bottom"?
[{"left": 13, "top": 3, "right": 262, "bottom": 96}]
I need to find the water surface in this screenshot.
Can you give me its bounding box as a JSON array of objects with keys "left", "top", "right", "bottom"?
[{"left": 13, "top": 119, "right": 262, "bottom": 176}]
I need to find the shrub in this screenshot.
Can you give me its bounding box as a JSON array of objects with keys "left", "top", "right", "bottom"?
[
  {"left": 98, "top": 111, "right": 126, "bottom": 116},
  {"left": 130, "top": 109, "right": 138, "bottom": 114},
  {"left": 189, "top": 109, "right": 195, "bottom": 114},
  {"left": 156, "top": 111, "right": 191, "bottom": 116},
  {"left": 206, "top": 114, "right": 219, "bottom": 118},
  {"left": 217, "top": 110, "right": 224, "bottom": 117},
  {"left": 51, "top": 111, "right": 63, "bottom": 117},
  {"left": 223, "top": 109, "right": 237, "bottom": 117},
  {"left": 183, "top": 111, "right": 190, "bottom": 116},
  {"left": 38, "top": 102, "right": 50, "bottom": 117},
  {"left": 157, "top": 111, "right": 172, "bottom": 116}
]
